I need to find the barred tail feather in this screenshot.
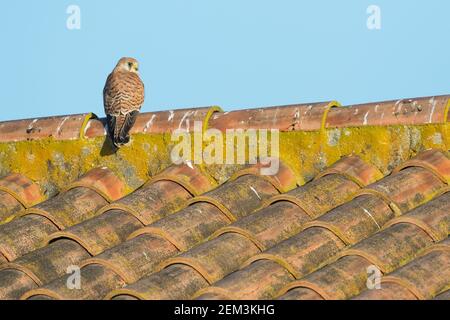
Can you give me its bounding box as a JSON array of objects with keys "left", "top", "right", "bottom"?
[
  {"left": 106, "top": 111, "right": 139, "bottom": 148},
  {"left": 118, "top": 110, "right": 139, "bottom": 145}
]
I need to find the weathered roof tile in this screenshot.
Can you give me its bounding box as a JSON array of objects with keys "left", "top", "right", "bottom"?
[
  {"left": 105, "top": 157, "right": 378, "bottom": 300},
  {"left": 0, "top": 173, "right": 46, "bottom": 208},
  {"left": 0, "top": 192, "right": 25, "bottom": 226},
  {"left": 326, "top": 95, "right": 450, "bottom": 128},
  {"left": 208, "top": 102, "right": 338, "bottom": 132},
  {"left": 192, "top": 151, "right": 449, "bottom": 300},
  {"left": 0, "top": 167, "right": 126, "bottom": 261},
  {"left": 276, "top": 191, "right": 450, "bottom": 300},
  {"left": 0, "top": 94, "right": 448, "bottom": 300},
  {"left": 0, "top": 113, "right": 95, "bottom": 142},
  {"left": 84, "top": 107, "right": 220, "bottom": 138},
  {"left": 354, "top": 238, "right": 450, "bottom": 300},
  {"left": 46, "top": 210, "right": 143, "bottom": 257},
  {"left": 0, "top": 240, "right": 90, "bottom": 299},
  {"left": 0, "top": 215, "right": 59, "bottom": 262},
  {"left": 0, "top": 173, "right": 46, "bottom": 224}
]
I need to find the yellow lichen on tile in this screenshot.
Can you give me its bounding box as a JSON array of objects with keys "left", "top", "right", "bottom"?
[
  {"left": 0, "top": 133, "right": 173, "bottom": 196},
  {"left": 0, "top": 123, "right": 448, "bottom": 196}
]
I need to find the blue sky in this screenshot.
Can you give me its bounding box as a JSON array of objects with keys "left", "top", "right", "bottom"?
[{"left": 0, "top": 1, "right": 449, "bottom": 121}]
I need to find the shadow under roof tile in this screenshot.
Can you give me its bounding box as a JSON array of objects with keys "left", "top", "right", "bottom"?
[{"left": 420, "top": 236, "right": 450, "bottom": 254}]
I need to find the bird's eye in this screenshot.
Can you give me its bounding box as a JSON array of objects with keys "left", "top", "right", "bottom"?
[{"left": 128, "top": 62, "right": 133, "bottom": 69}]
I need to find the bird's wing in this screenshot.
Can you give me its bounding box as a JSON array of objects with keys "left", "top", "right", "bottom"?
[
  {"left": 103, "top": 73, "right": 117, "bottom": 115},
  {"left": 106, "top": 114, "right": 116, "bottom": 141},
  {"left": 118, "top": 110, "right": 139, "bottom": 142}
]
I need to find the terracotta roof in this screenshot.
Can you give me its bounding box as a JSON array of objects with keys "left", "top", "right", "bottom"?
[{"left": 0, "top": 94, "right": 449, "bottom": 300}]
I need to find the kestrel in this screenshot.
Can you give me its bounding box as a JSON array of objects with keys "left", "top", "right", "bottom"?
[{"left": 103, "top": 57, "right": 145, "bottom": 148}]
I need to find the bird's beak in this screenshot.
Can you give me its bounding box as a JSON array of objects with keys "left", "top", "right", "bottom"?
[{"left": 134, "top": 63, "right": 139, "bottom": 72}]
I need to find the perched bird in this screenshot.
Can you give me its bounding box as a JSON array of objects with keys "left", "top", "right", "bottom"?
[{"left": 103, "top": 57, "right": 145, "bottom": 148}]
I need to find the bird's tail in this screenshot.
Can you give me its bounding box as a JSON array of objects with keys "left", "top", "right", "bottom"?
[{"left": 106, "top": 111, "right": 139, "bottom": 148}]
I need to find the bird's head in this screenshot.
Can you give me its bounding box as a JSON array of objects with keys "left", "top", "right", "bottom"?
[{"left": 114, "top": 57, "right": 140, "bottom": 73}]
